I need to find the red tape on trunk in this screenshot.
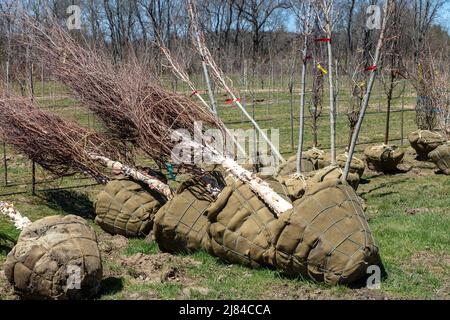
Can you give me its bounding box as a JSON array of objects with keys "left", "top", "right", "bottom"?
[
  {"left": 315, "top": 38, "right": 331, "bottom": 42},
  {"left": 190, "top": 90, "right": 198, "bottom": 97},
  {"left": 225, "top": 98, "right": 240, "bottom": 104},
  {"left": 366, "top": 65, "right": 377, "bottom": 71}
]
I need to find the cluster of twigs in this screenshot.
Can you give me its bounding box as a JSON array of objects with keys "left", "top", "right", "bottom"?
[
  {"left": 20, "top": 14, "right": 292, "bottom": 215},
  {"left": 22, "top": 16, "right": 221, "bottom": 170},
  {"left": 0, "top": 93, "right": 125, "bottom": 183}
]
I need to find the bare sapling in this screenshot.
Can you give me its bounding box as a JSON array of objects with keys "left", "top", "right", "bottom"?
[
  {"left": 343, "top": 0, "right": 393, "bottom": 181},
  {"left": 186, "top": 0, "right": 286, "bottom": 164},
  {"left": 317, "top": 0, "right": 338, "bottom": 165},
  {"left": 155, "top": 31, "right": 246, "bottom": 158},
  {"left": 290, "top": 0, "right": 315, "bottom": 175},
  {"left": 0, "top": 93, "right": 174, "bottom": 199},
  {"left": 380, "top": 0, "right": 407, "bottom": 145},
  {"left": 24, "top": 15, "right": 292, "bottom": 215}
]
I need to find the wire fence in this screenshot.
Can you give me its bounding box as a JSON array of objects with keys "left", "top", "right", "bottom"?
[{"left": 0, "top": 76, "right": 421, "bottom": 197}]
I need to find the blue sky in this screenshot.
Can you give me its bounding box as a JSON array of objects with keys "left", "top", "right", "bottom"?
[
  {"left": 286, "top": 2, "right": 450, "bottom": 35},
  {"left": 437, "top": 1, "right": 450, "bottom": 33}
]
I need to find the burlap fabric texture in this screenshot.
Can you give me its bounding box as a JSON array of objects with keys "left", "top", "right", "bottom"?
[
  {"left": 153, "top": 180, "right": 215, "bottom": 253},
  {"left": 429, "top": 142, "right": 450, "bottom": 175},
  {"left": 267, "top": 178, "right": 380, "bottom": 284},
  {"left": 276, "top": 151, "right": 365, "bottom": 178},
  {"left": 95, "top": 176, "right": 166, "bottom": 237},
  {"left": 4, "top": 215, "right": 102, "bottom": 299},
  {"left": 319, "top": 153, "right": 365, "bottom": 177},
  {"left": 151, "top": 170, "right": 378, "bottom": 285},
  {"left": 276, "top": 155, "right": 316, "bottom": 176},
  {"left": 279, "top": 166, "right": 360, "bottom": 200},
  {"left": 408, "top": 130, "right": 446, "bottom": 159},
  {"left": 364, "top": 144, "right": 404, "bottom": 172}
]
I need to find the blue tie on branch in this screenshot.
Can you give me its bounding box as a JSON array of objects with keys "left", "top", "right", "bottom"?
[{"left": 167, "top": 163, "right": 175, "bottom": 181}]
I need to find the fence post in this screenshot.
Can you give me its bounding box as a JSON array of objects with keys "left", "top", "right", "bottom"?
[
  {"left": 31, "top": 161, "right": 36, "bottom": 196},
  {"left": 3, "top": 142, "right": 7, "bottom": 187},
  {"left": 401, "top": 96, "right": 405, "bottom": 147}
]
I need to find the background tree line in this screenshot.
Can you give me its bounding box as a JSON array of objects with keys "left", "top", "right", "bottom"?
[{"left": 0, "top": 0, "right": 449, "bottom": 94}]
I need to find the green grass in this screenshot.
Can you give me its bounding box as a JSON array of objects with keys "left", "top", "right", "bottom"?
[
  {"left": 0, "top": 80, "right": 448, "bottom": 300},
  {"left": 124, "top": 239, "right": 159, "bottom": 256}
]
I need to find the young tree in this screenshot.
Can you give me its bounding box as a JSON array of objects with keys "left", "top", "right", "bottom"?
[
  {"left": 343, "top": 0, "right": 393, "bottom": 180},
  {"left": 290, "top": 0, "right": 315, "bottom": 175},
  {"left": 380, "top": 0, "right": 408, "bottom": 145},
  {"left": 317, "top": 0, "right": 338, "bottom": 166}
]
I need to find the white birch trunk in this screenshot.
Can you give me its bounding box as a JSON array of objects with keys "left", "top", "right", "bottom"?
[
  {"left": 0, "top": 201, "right": 31, "bottom": 230},
  {"left": 174, "top": 132, "right": 293, "bottom": 216},
  {"left": 202, "top": 61, "right": 218, "bottom": 115},
  {"left": 296, "top": 34, "right": 309, "bottom": 174},
  {"left": 90, "top": 154, "right": 174, "bottom": 199},
  {"left": 327, "top": 37, "right": 336, "bottom": 165}
]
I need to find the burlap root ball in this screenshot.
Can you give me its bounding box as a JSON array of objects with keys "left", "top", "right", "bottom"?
[
  {"left": 276, "top": 155, "right": 316, "bottom": 177},
  {"left": 207, "top": 175, "right": 290, "bottom": 268},
  {"left": 267, "top": 179, "right": 381, "bottom": 285},
  {"left": 408, "top": 130, "right": 446, "bottom": 159},
  {"left": 428, "top": 142, "right": 450, "bottom": 175},
  {"left": 364, "top": 144, "right": 405, "bottom": 172},
  {"left": 4, "top": 215, "right": 102, "bottom": 300},
  {"left": 279, "top": 166, "right": 360, "bottom": 201},
  {"left": 153, "top": 180, "right": 214, "bottom": 254},
  {"left": 95, "top": 176, "right": 166, "bottom": 237},
  {"left": 319, "top": 153, "right": 366, "bottom": 177}
]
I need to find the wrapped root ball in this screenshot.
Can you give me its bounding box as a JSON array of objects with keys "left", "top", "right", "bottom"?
[
  {"left": 408, "top": 130, "right": 445, "bottom": 159},
  {"left": 276, "top": 155, "right": 316, "bottom": 177},
  {"left": 208, "top": 177, "right": 285, "bottom": 268},
  {"left": 95, "top": 176, "right": 166, "bottom": 237},
  {"left": 153, "top": 180, "right": 213, "bottom": 253},
  {"left": 277, "top": 166, "right": 360, "bottom": 201},
  {"left": 320, "top": 153, "right": 365, "bottom": 177},
  {"left": 4, "top": 215, "right": 102, "bottom": 299},
  {"left": 364, "top": 144, "right": 404, "bottom": 172},
  {"left": 269, "top": 179, "right": 380, "bottom": 285},
  {"left": 429, "top": 142, "right": 450, "bottom": 175}
]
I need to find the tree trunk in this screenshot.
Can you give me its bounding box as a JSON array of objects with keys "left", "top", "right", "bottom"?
[{"left": 296, "top": 36, "right": 308, "bottom": 174}]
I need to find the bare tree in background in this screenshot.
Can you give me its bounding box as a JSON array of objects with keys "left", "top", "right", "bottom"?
[
  {"left": 290, "top": 0, "right": 314, "bottom": 175},
  {"left": 410, "top": 0, "right": 448, "bottom": 130},
  {"left": 343, "top": 0, "right": 394, "bottom": 180},
  {"left": 317, "top": 0, "right": 338, "bottom": 165},
  {"left": 380, "top": 0, "right": 408, "bottom": 145},
  {"left": 233, "top": 0, "right": 291, "bottom": 66},
  {"left": 346, "top": 15, "right": 374, "bottom": 151}
]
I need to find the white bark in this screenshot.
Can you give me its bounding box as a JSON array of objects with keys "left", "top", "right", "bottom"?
[
  {"left": 296, "top": 40, "right": 308, "bottom": 174},
  {"left": 327, "top": 36, "right": 336, "bottom": 165},
  {"left": 187, "top": 0, "right": 285, "bottom": 163},
  {"left": 90, "top": 154, "right": 174, "bottom": 199},
  {"left": 295, "top": 1, "right": 313, "bottom": 174},
  {"left": 174, "top": 132, "right": 293, "bottom": 216},
  {"left": 0, "top": 201, "right": 31, "bottom": 230}
]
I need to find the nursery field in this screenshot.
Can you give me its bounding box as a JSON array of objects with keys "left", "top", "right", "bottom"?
[{"left": 0, "top": 83, "right": 449, "bottom": 300}]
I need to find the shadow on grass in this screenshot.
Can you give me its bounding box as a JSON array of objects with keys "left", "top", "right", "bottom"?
[
  {"left": 40, "top": 189, "right": 95, "bottom": 219},
  {"left": 100, "top": 277, "right": 124, "bottom": 296},
  {"left": 0, "top": 233, "right": 16, "bottom": 255}
]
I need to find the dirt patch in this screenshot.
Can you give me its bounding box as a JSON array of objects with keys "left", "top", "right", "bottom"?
[
  {"left": 119, "top": 252, "right": 198, "bottom": 285},
  {"left": 409, "top": 251, "right": 450, "bottom": 276},
  {"left": 268, "top": 283, "right": 391, "bottom": 300},
  {"left": 407, "top": 251, "right": 450, "bottom": 299},
  {"left": 97, "top": 233, "right": 129, "bottom": 256},
  {"left": 405, "top": 207, "right": 430, "bottom": 215}
]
